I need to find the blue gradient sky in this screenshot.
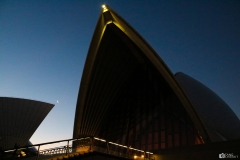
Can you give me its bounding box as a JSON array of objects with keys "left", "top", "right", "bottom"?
[{"left": 1, "top": 0, "right": 240, "bottom": 146}]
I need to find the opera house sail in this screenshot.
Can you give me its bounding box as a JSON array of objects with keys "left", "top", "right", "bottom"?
[
  {"left": 0, "top": 97, "right": 54, "bottom": 150},
  {"left": 73, "top": 5, "right": 240, "bottom": 153},
  {"left": 175, "top": 72, "right": 240, "bottom": 142}
]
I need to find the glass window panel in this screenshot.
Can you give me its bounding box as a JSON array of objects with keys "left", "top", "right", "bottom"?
[
  {"left": 136, "top": 124, "right": 140, "bottom": 131},
  {"left": 174, "top": 121, "right": 179, "bottom": 133},
  {"left": 188, "top": 130, "right": 194, "bottom": 145},
  {"left": 168, "top": 135, "right": 172, "bottom": 147},
  {"left": 154, "top": 120, "right": 158, "bottom": 131},
  {"left": 161, "top": 143, "right": 165, "bottom": 149},
  {"left": 148, "top": 125, "right": 152, "bottom": 132},
  {"left": 161, "top": 116, "right": 165, "bottom": 129},
  {"left": 135, "top": 142, "right": 139, "bottom": 149},
  {"left": 141, "top": 135, "right": 145, "bottom": 144},
  {"left": 181, "top": 134, "right": 186, "bottom": 145},
  {"left": 167, "top": 120, "right": 172, "bottom": 133},
  {"left": 161, "top": 131, "right": 165, "bottom": 142},
  {"left": 148, "top": 115, "right": 152, "bottom": 122},
  {"left": 142, "top": 120, "right": 146, "bottom": 127},
  {"left": 148, "top": 144, "right": 152, "bottom": 150},
  {"left": 136, "top": 113, "right": 140, "bottom": 118},
  {"left": 136, "top": 133, "right": 140, "bottom": 140},
  {"left": 181, "top": 125, "right": 186, "bottom": 145},
  {"left": 148, "top": 133, "right": 152, "bottom": 143},
  {"left": 195, "top": 137, "right": 201, "bottom": 145},
  {"left": 154, "top": 111, "right": 158, "bottom": 118},
  {"left": 154, "top": 132, "right": 158, "bottom": 143},
  {"left": 136, "top": 118, "right": 140, "bottom": 124},
  {"left": 174, "top": 134, "right": 179, "bottom": 146}
]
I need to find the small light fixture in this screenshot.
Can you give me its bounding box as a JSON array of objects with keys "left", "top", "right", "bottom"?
[
  {"left": 141, "top": 155, "right": 144, "bottom": 158},
  {"left": 102, "top": 4, "right": 106, "bottom": 9},
  {"left": 102, "top": 4, "right": 108, "bottom": 12},
  {"left": 134, "top": 155, "right": 137, "bottom": 159},
  {"left": 21, "top": 151, "right": 26, "bottom": 157}
]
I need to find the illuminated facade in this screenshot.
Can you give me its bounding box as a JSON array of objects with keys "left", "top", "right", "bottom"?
[
  {"left": 0, "top": 97, "right": 54, "bottom": 150},
  {"left": 73, "top": 5, "right": 240, "bottom": 153}
]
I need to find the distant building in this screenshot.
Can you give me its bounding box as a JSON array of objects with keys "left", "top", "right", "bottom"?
[
  {"left": 73, "top": 5, "right": 240, "bottom": 158},
  {"left": 0, "top": 97, "right": 54, "bottom": 150}
]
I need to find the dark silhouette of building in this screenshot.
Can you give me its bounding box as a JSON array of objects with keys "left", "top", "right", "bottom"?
[
  {"left": 73, "top": 5, "right": 240, "bottom": 159},
  {"left": 0, "top": 97, "right": 54, "bottom": 150}
]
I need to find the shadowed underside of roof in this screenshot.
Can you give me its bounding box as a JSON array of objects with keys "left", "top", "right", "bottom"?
[
  {"left": 175, "top": 72, "right": 240, "bottom": 141},
  {"left": 0, "top": 97, "right": 54, "bottom": 150},
  {"left": 73, "top": 5, "right": 210, "bottom": 146}
]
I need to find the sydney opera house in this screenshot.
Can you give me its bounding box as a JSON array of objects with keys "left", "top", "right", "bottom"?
[
  {"left": 72, "top": 5, "right": 240, "bottom": 159},
  {"left": 0, "top": 97, "right": 53, "bottom": 151},
  {"left": 1, "top": 4, "right": 239, "bottom": 160}
]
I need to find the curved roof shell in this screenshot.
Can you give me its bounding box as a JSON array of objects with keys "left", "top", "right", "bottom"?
[
  {"left": 0, "top": 97, "right": 54, "bottom": 149},
  {"left": 73, "top": 6, "right": 210, "bottom": 143},
  {"left": 175, "top": 72, "right": 240, "bottom": 141}
]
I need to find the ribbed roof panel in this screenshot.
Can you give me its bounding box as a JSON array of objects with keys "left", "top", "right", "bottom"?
[{"left": 0, "top": 97, "right": 54, "bottom": 149}]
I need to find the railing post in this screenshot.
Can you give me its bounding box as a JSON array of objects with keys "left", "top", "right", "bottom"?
[
  {"left": 35, "top": 145, "right": 40, "bottom": 160},
  {"left": 89, "top": 137, "right": 93, "bottom": 151},
  {"left": 66, "top": 141, "right": 69, "bottom": 156},
  {"left": 106, "top": 141, "right": 109, "bottom": 154},
  {"left": 127, "top": 146, "right": 129, "bottom": 158}
]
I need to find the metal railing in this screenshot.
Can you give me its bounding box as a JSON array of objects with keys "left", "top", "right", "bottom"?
[
  {"left": 40, "top": 146, "right": 72, "bottom": 155},
  {"left": 2, "top": 136, "right": 154, "bottom": 160},
  {"left": 2, "top": 137, "right": 84, "bottom": 160}
]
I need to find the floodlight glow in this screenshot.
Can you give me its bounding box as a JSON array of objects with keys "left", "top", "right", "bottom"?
[
  {"left": 101, "top": 4, "right": 108, "bottom": 12},
  {"left": 102, "top": 4, "right": 106, "bottom": 9}
]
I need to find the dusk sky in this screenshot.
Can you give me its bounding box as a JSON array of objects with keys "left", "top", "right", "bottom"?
[{"left": 1, "top": 0, "right": 240, "bottom": 148}]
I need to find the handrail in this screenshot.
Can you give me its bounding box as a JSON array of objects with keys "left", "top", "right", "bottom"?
[
  {"left": 3, "top": 137, "right": 90, "bottom": 152},
  {"left": 2, "top": 136, "right": 154, "bottom": 160},
  {"left": 2, "top": 137, "right": 90, "bottom": 160}
]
